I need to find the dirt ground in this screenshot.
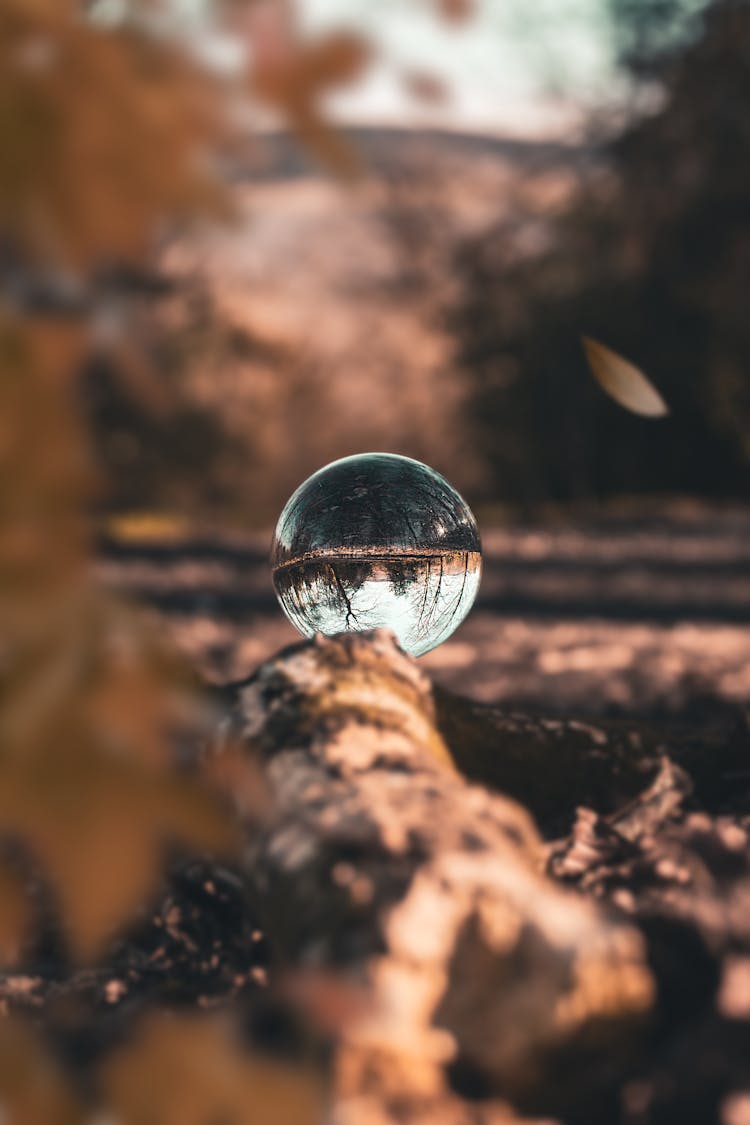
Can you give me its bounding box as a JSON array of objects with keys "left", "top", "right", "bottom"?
[
  {"left": 98, "top": 502, "right": 750, "bottom": 720},
  {"left": 2, "top": 501, "right": 748, "bottom": 1123}
]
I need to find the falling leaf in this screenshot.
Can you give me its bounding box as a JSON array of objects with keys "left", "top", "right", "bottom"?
[{"left": 582, "top": 336, "right": 670, "bottom": 418}]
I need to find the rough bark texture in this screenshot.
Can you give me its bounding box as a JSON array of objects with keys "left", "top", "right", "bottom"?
[
  {"left": 222, "top": 630, "right": 657, "bottom": 1123},
  {"left": 3, "top": 629, "right": 748, "bottom": 1124},
  {"left": 434, "top": 686, "right": 750, "bottom": 838}
]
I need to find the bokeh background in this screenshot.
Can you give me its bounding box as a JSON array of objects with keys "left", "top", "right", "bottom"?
[
  {"left": 86, "top": 0, "right": 750, "bottom": 717},
  {"left": 1, "top": 3, "right": 749, "bottom": 1121},
  {"left": 90, "top": 0, "right": 750, "bottom": 519}
]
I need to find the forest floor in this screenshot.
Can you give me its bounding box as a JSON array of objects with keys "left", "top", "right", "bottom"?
[
  {"left": 98, "top": 500, "right": 750, "bottom": 722},
  {"left": 3, "top": 500, "right": 748, "bottom": 1124}
]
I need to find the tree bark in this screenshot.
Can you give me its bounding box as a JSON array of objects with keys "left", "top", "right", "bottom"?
[
  {"left": 434, "top": 684, "right": 749, "bottom": 837},
  {"left": 221, "top": 630, "right": 656, "bottom": 1123}
]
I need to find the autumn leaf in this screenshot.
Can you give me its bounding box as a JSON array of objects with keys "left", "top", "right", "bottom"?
[
  {"left": 582, "top": 336, "right": 670, "bottom": 418},
  {"left": 241, "top": 3, "right": 370, "bottom": 177},
  {"left": 302, "top": 32, "right": 371, "bottom": 88},
  {"left": 0, "top": 864, "right": 30, "bottom": 967},
  {"left": 100, "top": 1011, "right": 325, "bottom": 1125},
  {"left": 0, "top": 589, "right": 243, "bottom": 961},
  {"left": 0, "top": 1020, "right": 83, "bottom": 1125},
  {"left": 0, "top": 0, "right": 229, "bottom": 268},
  {"left": 0, "top": 747, "right": 242, "bottom": 964},
  {"left": 0, "top": 304, "right": 244, "bottom": 961},
  {"left": 1, "top": 756, "right": 240, "bottom": 962}
]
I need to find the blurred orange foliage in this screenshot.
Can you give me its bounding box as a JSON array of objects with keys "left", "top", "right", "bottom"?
[
  {"left": 0, "top": 0, "right": 227, "bottom": 268},
  {"left": 0, "top": 0, "right": 477, "bottom": 1118},
  {"left": 0, "top": 0, "right": 244, "bottom": 963},
  {"left": 234, "top": 0, "right": 370, "bottom": 175},
  {"left": 101, "top": 1011, "right": 324, "bottom": 1125},
  {"left": 0, "top": 314, "right": 241, "bottom": 962},
  {"left": 0, "top": 1020, "right": 83, "bottom": 1125}
]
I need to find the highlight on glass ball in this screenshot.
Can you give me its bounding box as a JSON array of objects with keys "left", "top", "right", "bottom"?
[{"left": 270, "top": 453, "right": 482, "bottom": 657}]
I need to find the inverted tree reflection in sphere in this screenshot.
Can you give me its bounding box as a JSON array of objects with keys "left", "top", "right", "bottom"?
[{"left": 271, "top": 453, "right": 482, "bottom": 656}]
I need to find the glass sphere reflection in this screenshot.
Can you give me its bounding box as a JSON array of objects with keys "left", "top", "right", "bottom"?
[{"left": 271, "top": 453, "right": 481, "bottom": 656}]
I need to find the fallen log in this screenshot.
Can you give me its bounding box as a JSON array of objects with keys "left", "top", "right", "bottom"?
[
  {"left": 220, "top": 630, "right": 655, "bottom": 1123},
  {"left": 434, "top": 686, "right": 749, "bottom": 837}
]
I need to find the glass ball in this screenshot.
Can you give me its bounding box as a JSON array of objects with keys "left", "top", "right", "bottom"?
[{"left": 271, "top": 453, "right": 482, "bottom": 657}]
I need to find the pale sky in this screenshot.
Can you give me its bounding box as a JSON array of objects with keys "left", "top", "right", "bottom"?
[
  {"left": 298, "top": 0, "right": 621, "bottom": 135},
  {"left": 119, "top": 0, "right": 637, "bottom": 136}
]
